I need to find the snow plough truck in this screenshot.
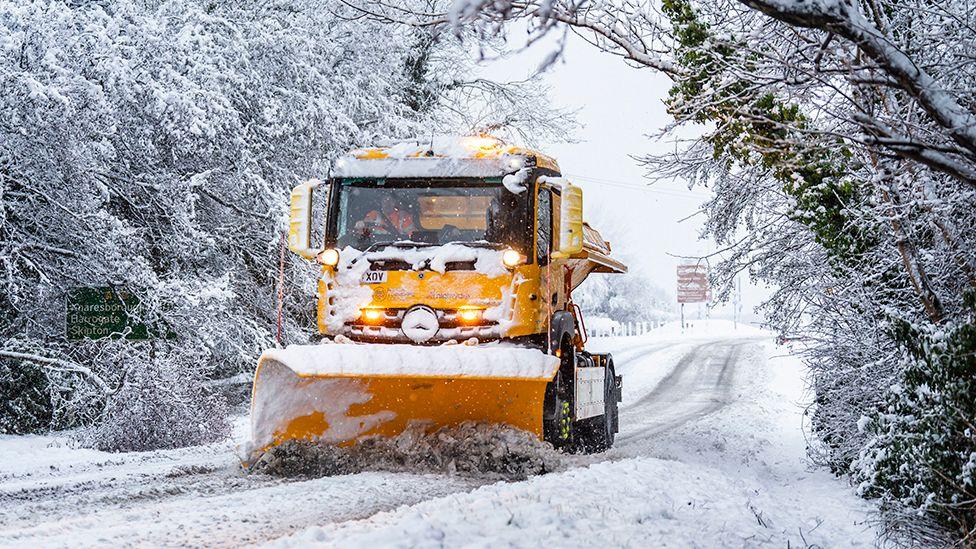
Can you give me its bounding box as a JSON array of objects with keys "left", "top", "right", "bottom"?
[{"left": 248, "top": 136, "right": 627, "bottom": 461}]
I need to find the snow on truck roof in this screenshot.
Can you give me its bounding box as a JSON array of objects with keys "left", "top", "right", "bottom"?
[{"left": 332, "top": 135, "right": 560, "bottom": 179}]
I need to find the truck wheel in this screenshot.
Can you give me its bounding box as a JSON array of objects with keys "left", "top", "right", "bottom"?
[
  {"left": 578, "top": 360, "right": 617, "bottom": 453},
  {"left": 543, "top": 337, "right": 575, "bottom": 451}
]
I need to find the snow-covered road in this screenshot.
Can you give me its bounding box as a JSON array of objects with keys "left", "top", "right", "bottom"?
[
  {"left": 616, "top": 339, "right": 750, "bottom": 447},
  {"left": 0, "top": 321, "right": 877, "bottom": 547}
]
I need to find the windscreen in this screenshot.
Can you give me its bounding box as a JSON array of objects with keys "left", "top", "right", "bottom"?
[{"left": 331, "top": 178, "right": 529, "bottom": 250}]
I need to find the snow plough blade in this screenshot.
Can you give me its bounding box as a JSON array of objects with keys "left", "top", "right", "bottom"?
[{"left": 247, "top": 343, "right": 559, "bottom": 461}]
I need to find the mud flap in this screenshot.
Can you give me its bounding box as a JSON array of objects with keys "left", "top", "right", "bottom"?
[{"left": 613, "top": 374, "right": 623, "bottom": 433}]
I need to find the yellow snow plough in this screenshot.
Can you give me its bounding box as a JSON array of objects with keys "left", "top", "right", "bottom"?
[{"left": 248, "top": 136, "right": 627, "bottom": 461}]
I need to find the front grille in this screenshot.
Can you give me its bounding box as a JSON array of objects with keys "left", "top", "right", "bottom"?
[
  {"left": 343, "top": 323, "right": 503, "bottom": 344},
  {"left": 369, "top": 259, "right": 412, "bottom": 271},
  {"left": 442, "top": 261, "right": 476, "bottom": 271},
  {"left": 367, "top": 260, "right": 477, "bottom": 272},
  {"left": 344, "top": 308, "right": 496, "bottom": 329}
]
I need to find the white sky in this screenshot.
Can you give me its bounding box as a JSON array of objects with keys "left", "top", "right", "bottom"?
[{"left": 477, "top": 30, "right": 769, "bottom": 322}]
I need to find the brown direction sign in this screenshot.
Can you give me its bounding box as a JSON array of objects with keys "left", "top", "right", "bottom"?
[{"left": 676, "top": 263, "right": 709, "bottom": 303}]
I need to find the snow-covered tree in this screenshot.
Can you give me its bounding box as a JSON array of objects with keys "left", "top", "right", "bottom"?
[{"left": 575, "top": 274, "right": 673, "bottom": 324}]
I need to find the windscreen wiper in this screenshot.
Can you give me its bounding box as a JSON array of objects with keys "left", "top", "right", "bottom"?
[
  {"left": 349, "top": 240, "right": 433, "bottom": 265},
  {"left": 347, "top": 241, "right": 396, "bottom": 268}
]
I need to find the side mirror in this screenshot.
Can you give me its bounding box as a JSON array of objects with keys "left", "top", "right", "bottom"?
[
  {"left": 552, "top": 184, "right": 584, "bottom": 258},
  {"left": 287, "top": 180, "right": 324, "bottom": 259}
]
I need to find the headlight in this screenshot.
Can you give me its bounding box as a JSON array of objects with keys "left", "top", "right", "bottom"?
[
  {"left": 457, "top": 308, "right": 483, "bottom": 323},
  {"left": 317, "top": 248, "right": 340, "bottom": 267},
  {"left": 361, "top": 308, "right": 384, "bottom": 323},
  {"left": 502, "top": 249, "right": 523, "bottom": 268}
]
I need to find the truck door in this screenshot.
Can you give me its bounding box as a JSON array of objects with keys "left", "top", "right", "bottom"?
[{"left": 536, "top": 186, "right": 554, "bottom": 333}]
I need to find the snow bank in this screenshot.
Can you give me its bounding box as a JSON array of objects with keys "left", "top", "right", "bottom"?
[
  {"left": 589, "top": 319, "right": 771, "bottom": 345},
  {"left": 260, "top": 343, "right": 558, "bottom": 379},
  {"left": 583, "top": 315, "right": 620, "bottom": 335},
  {"left": 651, "top": 318, "right": 770, "bottom": 338},
  {"left": 250, "top": 422, "right": 562, "bottom": 482},
  {"left": 0, "top": 434, "right": 108, "bottom": 479}
]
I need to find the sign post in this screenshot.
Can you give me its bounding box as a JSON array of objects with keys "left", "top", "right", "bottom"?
[{"left": 676, "top": 263, "right": 709, "bottom": 329}]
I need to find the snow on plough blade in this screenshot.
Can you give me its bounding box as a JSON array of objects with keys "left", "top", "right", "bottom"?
[{"left": 247, "top": 343, "right": 558, "bottom": 461}]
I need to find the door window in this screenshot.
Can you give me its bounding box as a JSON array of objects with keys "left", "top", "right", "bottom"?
[{"left": 536, "top": 188, "right": 552, "bottom": 265}]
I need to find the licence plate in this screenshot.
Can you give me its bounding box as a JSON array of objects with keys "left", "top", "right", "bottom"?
[{"left": 361, "top": 271, "right": 388, "bottom": 284}]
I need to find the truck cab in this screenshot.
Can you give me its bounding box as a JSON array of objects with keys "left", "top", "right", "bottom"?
[{"left": 288, "top": 136, "right": 624, "bottom": 350}]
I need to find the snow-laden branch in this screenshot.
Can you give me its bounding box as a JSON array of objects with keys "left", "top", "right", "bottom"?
[
  {"left": 539, "top": 5, "right": 681, "bottom": 75},
  {"left": 353, "top": 1, "right": 682, "bottom": 75},
  {"left": 0, "top": 350, "right": 116, "bottom": 394},
  {"left": 737, "top": 0, "right": 976, "bottom": 159},
  {"left": 854, "top": 114, "right": 976, "bottom": 186}
]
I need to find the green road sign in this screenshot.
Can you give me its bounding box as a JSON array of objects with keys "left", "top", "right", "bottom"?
[{"left": 66, "top": 287, "right": 151, "bottom": 340}]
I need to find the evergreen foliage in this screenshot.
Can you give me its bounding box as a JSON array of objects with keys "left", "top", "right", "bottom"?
[
  {"left": 856, "top": 294, "right": 976, "bottom": 540},
  {"left": 0, "top": 360, "right": 52, "bottom": 435}
]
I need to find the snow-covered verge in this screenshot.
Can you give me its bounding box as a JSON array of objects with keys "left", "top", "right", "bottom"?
[
  {"left": 0, "top": 416, "right": 247, "bottom": 489},
  {"left": 266, "top": 323, "right": 877, "bottom": 548}
]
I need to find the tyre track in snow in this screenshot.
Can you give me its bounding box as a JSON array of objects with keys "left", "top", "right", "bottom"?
[
  {"left": 613, "top": 338, "right": 760, "bottom": 448},
  {"left": 0, "top": 456, "right": 484, "bottom": 548}
]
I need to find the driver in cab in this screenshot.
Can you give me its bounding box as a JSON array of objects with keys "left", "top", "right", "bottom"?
[{"left": 356, "top": 195, "right": 416, "bottom": 239}]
